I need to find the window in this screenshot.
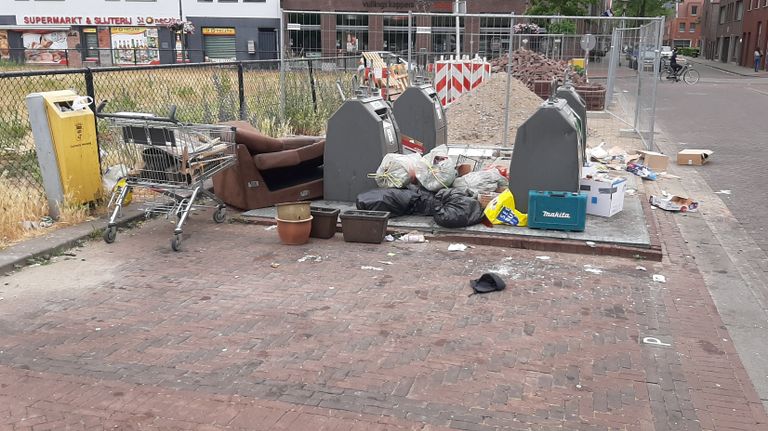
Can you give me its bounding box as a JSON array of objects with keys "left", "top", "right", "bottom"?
[
  {"left": 736, "top": 1, "right": 744, "bottom": 20},
  {"left": 691, "top": 5, "right": 698, "bottom": 15},
  {"left": 218, "top": 0, "right": 237, "bottom": 2},
  {"left": 679, "top": 22, "right": 686, "bottom": 32},
  {"left": 690, "top": 22, "right": 697, "bottom": 32},
  {"left": 337, "top": 14, "right": 368, "bottom": 27},
  {"left": 719, "top": 6, "right": 726, "bottom": 24},
  {"left": 748, "top": 0, "right": 753, "bottom": 11},
  {"left": 243, "top": 0, "right": 266, "bottom": 2},
  {"left": 198, "top": 0, "right": 213, "bottom": 2}
]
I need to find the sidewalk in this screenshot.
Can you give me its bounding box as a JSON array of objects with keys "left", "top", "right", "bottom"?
[
  {"left": 686, "top": 56, "right": 768, "bottom": 77},
  {"left": 0, "top": 212, "right": 767, "bottom": 430}
]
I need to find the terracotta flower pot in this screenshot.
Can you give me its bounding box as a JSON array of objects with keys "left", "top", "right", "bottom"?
[{"left": 276, "top": 216, "right": 313, "bottom": 245}]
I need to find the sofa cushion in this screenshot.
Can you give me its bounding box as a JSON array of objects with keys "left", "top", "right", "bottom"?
[{"left": 253, "top": 140, "right": 325, "bottom": 171}]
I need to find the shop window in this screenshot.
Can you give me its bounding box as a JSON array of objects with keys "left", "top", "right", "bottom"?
[
  {"left": 383, "top": 16, "right": 409, "bottom": 27},
  {"left": 288, "top": 13, "right": 320, "bottom": 27},
  {"left": 336, "top": 30, "right": 368, "bottom": 54},
  {"left": 383, "top": 30, "right": 415, "bottom": 54},
  {"left": 337, "top": 15, "right": 368, "bottom": 27},
  {"left": 288, "top": 29, "right": 321, "bottom": 56}
]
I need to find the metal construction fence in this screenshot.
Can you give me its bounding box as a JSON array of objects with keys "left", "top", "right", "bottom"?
[{"left": 0, "top": 12, "right": 663, "bottom": 244}]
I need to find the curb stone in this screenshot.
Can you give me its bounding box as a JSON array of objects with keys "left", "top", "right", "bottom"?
[{"left": 0, "top": 208, "right": 147, "bottom": 275}]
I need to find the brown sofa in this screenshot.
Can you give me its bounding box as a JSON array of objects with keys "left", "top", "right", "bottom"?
[{"left": 212, "top": 121, "right": 325, "bottom": 210}]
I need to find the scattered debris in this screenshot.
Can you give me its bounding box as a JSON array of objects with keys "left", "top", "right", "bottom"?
[
  {"left": 626, "top": 162, "right": 657, "bottom": 180},
  {"left": 585, "top": 241, "right": 596, "bottom": 248},
  {"left": 361, "top": 266, "right": 384, "bottom": 271},
  {"left": 384, "top": 235, "right": 395, "bottom": 242},
  {"left": 653, "top": 274, "right": 667, "bottom": 283},
  {"left": 636, "top": 265, "right": 647, "bottom": 271},
  {"left": 448, "top": 243, "right": 468, "bottom": 252},
  {"left": 625, "top": 188, "right": 637, "bottom": 196},
  {"left": 386, "top": 252, "right": 396, "bottom": 257},
  {"left": 270, "top": 263, "right": 280, "bottom": 268},
  {"left": 377, "top": 261, "right": 394, "bottom": 266},
  {"left": 264, "top": 225, "right": 277, "bottom": 231},
  {"left": 297, "top": 255, "right": 323, "bottom": 263},
  {"left": 715, "top": 190, "right": 732, "bottom": 195},
  {"left": 584, "top": 265, "right": 603, "bottom": 274},
  {"left": 649, "top": 193, "right": 699, "bottom": 212},
  {"left": 535, "top": 255, "right": 551, "bottom": 260},
  {"left": 398, "top": 231, "right": 427, "bottom": 243}
]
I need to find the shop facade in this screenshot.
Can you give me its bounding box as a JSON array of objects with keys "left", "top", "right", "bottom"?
[{"left": 0, "top": 0, "right": 280, "bottom": 66}]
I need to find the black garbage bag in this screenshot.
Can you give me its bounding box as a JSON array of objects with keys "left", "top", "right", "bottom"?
[
  {"left": 356, "top": 186, "right": 439, "bottom": 217},
  {"left": 356, "top": 187, "right": 418, "bottom": 216},
  {"left": 433, "top": 188, "right": 485, "bottom": 228}
]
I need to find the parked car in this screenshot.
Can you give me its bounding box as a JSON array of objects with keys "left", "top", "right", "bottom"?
[{"left": 660, "top": 46, "right": 673, "bottom": 59}]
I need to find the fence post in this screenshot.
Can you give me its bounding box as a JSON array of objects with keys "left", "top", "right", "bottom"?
[
  {"left": 502, "top": 13, "right": 516, "bottom": 148},
  {"left": 84, "top": 68, "right": 102, "bottom": 166},
  {"left": 307, "top": 59, "right": 318, "bottom": 113},
  {"left": 407, "top": 11, "right": 413, "bottom": 81},
  {"left": 237, "top": 62, "right": 246, "bottom": 120},
  {"left": 279, "top": 9, "right": 286, "bottom": 123},
  {"left": 646, "top": 16, "right": 664, "bottom": 150}
]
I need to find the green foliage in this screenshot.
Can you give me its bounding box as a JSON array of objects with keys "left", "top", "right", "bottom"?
[
  {"left": 572, "top": 64, "right": 585, "bottom": 76},
  {"left": 619, "top": 0, "right": 671, "bottom": 17},
  {"left": 547, "top": 20, "right": 577, "bottom": 35},
  {"left": 525, "top": 0, "right": 598, "bottom": 16},
  {"left": 677, "top": 47, "right": 700, "bottom": 57}
]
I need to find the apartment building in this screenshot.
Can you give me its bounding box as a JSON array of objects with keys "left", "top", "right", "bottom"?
[
  {"left": 741, "top": 0, "right": 768, "bottom": 69},
  {"left": 665, "top": 0, "right": 704, "bottom": 47},
  {"left": 701, "top": 0, "right": 745, "bottom": 62}
]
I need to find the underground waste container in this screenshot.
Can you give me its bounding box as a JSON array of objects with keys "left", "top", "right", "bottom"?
[
  {"left": 392, "top": 81, "right": 447, "bottom": 153},
  {"left": 508, "top": 97, "right": 584, "bottom": 213},
  {"left": 324, "top": 95, "right": 402, "bottom": 202}
]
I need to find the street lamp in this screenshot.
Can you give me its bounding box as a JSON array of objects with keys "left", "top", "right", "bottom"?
[{"left": 454, "top": 0, "right": 466, "bottom": 59}]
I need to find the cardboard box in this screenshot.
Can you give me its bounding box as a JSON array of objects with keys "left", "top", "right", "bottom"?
[
  {"left": 579, "top": 176, "right": 627, "bottom": 217},
  {"left": 635, "top": 150, "right": 669, "bottom": 172},
  {"left": 677, "top": 149, "right": 713, "bottom": 166}
]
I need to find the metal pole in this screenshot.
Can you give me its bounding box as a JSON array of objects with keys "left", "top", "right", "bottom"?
[
  {"left": 647, "top": 16, "right": 664, "bottom": 150},
  {"left": 455, "top": 0, "right": 461, "bottom": 59},
  {"left": 502, "top": 13, "right": 515, "bottom": 148},
  {"left": 279, "top": 9, "right": 286, "bottom": 123},
  {"left": 407, "top": 11, "right": 413, "bottom": 82}
]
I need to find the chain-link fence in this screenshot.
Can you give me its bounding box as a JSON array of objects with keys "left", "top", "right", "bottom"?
[{"left": 0, "top": 56, "right": 357, "bottom": 246}]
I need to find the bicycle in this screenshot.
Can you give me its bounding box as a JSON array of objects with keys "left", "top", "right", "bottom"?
[{"left": 659, "top": 59, "right": 700, "bottom": 84}]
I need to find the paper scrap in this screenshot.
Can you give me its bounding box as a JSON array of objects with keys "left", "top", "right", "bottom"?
[
  {"left": 264, "top": 225, "right": 277, "bottom": 231},
  {"left": 653, "top": 274, "right": 666, "bottom": 283},
  {"left": 715, "top": 190, "right": 732, "bottom": 195},
  {"left": 584, "top": 265, "right": 603, "bottom": 274},
  {"left": 535, "top": 256, "right": 551, "bottom": 260},
  {"left": 298, "top": 255, "right": 322, "bottom": 263},
  {"left": 361, "top": 266, "right": 384, "bottom": 271},
  {"left": 636, "top": 265, "right": 647, "bottom": 271},
  {"left": 448, "top": 243, "right": 468, "bottom": 252}
]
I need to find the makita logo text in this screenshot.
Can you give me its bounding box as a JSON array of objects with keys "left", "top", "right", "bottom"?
[{"left": 542, "top": 211, "right": 571, "bottom": 219}]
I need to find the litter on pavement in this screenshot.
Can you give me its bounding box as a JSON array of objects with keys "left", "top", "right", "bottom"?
[
  {"left": 448, "top": 243, "right": 468, "bottom": 251},
  {"left": 653, "top": 274, "right": 667, "bottom": 283}
]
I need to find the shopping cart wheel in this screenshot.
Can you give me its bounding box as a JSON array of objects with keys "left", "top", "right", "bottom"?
[
  {"left": 171, "top": 234, "right": 182, "bottom": 252},
  {"left": 213, "top": 206, "right": 227, "bottom": 224},
  {"left": 103, "top": 226, "right": 117, "bottom": 244}
]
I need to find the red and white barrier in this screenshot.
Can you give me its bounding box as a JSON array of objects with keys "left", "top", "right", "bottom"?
[
  {"left": 434, "top": 58, "right": 450, "bottom": 106},
  {"left": 450, "top": 57, "right": 464, "bottom": 103},
  {"left": 431, "top": 55, "right": 491, "bottom": 106}
]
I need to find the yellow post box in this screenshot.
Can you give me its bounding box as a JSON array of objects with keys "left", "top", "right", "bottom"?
[{"left": 26, "top": 90, "right": 100, "bottom": 219}]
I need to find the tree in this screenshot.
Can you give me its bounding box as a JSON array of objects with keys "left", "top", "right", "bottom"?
[
  {"left": 525, "top": 0, "right": 599, "bottom": 16},
  {"left": 618, "top": 0, "right": 672, "bottom": 17}
]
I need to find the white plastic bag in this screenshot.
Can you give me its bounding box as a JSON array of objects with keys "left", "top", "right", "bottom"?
[
  {"left": 452, "top": 170, "right": 508, "bottom": 195},
  {"left": 416, "top": 145, "right": 456, "bottom": 192},
  {"left": 370, "top": 153, "right": 421, "bottom": 188}
]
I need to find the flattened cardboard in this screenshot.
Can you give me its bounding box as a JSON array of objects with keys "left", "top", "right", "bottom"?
[{"left": 677, "top": 149, "right": 713, "bottom": 166}]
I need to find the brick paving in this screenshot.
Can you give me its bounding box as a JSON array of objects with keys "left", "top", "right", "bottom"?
[{"left": 0, "top": 212, "right": 766, "bottom": 430}]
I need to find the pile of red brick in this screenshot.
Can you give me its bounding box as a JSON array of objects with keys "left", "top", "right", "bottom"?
[{"left": 490, "top": 48, "right": 588, "bottom": 89}]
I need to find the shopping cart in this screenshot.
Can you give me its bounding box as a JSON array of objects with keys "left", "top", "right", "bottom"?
[{"left": 97, "top": 104, "right": 237, "bottom": 251}]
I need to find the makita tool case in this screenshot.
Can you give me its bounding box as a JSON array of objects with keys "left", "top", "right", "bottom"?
[{"left": 527, "top": 190, "right": 587, "bottom": 232}]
